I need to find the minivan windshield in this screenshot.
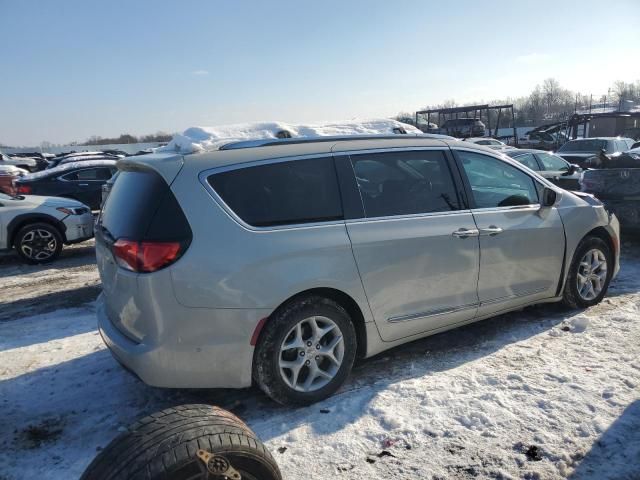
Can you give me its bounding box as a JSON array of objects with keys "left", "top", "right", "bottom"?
[{"left": 558, "top": 139, "right": 607, "bottom": 152}]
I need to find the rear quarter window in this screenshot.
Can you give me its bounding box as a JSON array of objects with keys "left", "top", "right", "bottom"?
[
  {"left": 100, "top": 169, "right": 191, "bottom": 241},
  {"left": 207, "top": 157, "right": 343, "bottom": 227}
]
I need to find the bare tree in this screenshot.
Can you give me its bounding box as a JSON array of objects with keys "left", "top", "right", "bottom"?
[{"left": 542, "top": 78, "right": 561, "bottom": 113}]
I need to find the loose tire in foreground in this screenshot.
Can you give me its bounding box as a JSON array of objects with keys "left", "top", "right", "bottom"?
[
  {"left": 81, "top": 404, "right": 281, "bottom": 480},
  {"left": 563, "top": 235, "right": 613, "bottom": 309}
]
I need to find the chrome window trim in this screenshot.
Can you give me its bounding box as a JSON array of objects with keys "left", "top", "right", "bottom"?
[
  {"left": 469, "top": 204, "right": 541, "bottom": 214},
  {"left": 345, "top": 209, "right": 473, "bottom": 225}
]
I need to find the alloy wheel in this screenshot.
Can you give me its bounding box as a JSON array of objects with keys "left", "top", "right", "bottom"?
[
  {"left": 278, "top": 316, "right": 345, "bottom": 392},
  {"left": 576, "top": 248, "right": 608, "bottom": 301},
  {"left": 20, "top": 229, "right": 58, "bottom": 261}
]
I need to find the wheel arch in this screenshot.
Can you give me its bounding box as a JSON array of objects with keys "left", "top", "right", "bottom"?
[
  {"left": 253, "top": 287, "right": 368, "bottom": 361},
  {"left": 559, "top": 225, "right": 616, "bottom": 296},
  {"left": 8, "top": 213, "right": 67, "bottom": 247}
]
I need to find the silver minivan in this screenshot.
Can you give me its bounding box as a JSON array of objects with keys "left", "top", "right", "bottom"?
[{"left": 96, "top": 136, "right": 620, "bottom": 405}]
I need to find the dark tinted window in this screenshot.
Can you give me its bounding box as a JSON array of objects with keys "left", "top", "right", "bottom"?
[
  {"left": 62, "top": 167, "right": 113, "bottom": 181},
  {"left": 458, "top": 151, "right": 538, "bottom": 208},
  {"left": 558, "top": 139, "right": 607, "bottom": 152},
  {"left": 208, "top": 157, "right": 343, "bottom": 227},
  {"left": 351, "top": 150, "right": 460, "bottom": 217},
  {"left": 100, "top": 169, "right": 191, "bottom": 241}
]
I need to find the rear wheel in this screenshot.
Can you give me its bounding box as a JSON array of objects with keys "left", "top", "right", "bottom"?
[
  {"left": 14, "top": 222, "right": 63, "bottom": 264},
  {"left": 563, "top": 236, "right": 613, "bottom": 309},
  {"left": 80, "top": 405, "right": 281, "bottom": 480},
  {"left": 254, "top": 295, "right": 357, "bottom": 406}
]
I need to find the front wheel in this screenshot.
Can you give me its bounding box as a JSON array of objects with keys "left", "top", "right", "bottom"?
[
  {"left": 14, "top": 222, "right": 63, "bottom": 264},
  {"left": 563, "top": 236, "right": 613, "bottom": 309},
  {"left": 253, "top": 296, "right": 357, "bottom": 406}
]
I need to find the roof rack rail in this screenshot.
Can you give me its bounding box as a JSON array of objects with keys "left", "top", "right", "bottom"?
[{"left": 219, "top": 133, "right": 429, "bottom": 151}]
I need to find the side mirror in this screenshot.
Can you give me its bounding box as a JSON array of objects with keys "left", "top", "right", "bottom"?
[
  {"left": 564, "top": 164, "right": 579, "bottom": 176},
  {"left": 541, "top": 187, "right": 557, "bottom": 207}
]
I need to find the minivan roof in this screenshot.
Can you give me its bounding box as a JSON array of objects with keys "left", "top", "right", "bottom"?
[{"left": 121, "top": 136, "right": 495, "bottom": 183}]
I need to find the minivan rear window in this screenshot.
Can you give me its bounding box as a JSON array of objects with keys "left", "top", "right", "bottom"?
[
  {"left": 208, "top": 157, "right": 343, "bottom": 227},
  {"left": 100, "top": 169, "right": 191, "bottom": 241}
]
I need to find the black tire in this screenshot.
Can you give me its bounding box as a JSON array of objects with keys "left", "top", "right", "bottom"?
[
  {"left": 80, "top": 404, "right": 281, "bottom": 480},
  {"left": 253, "top": 295, "right": 357, "bottom": 406},
  {"left": 562, "top": 235, "right": 613, "bottom": 309},
  {"left": 14, "top": 222, "right": 63, "bottom": 264}
]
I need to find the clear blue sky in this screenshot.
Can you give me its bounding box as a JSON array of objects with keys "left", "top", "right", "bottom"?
[{"left": 1, "top": 0, "right": 639, "bottom": 146}]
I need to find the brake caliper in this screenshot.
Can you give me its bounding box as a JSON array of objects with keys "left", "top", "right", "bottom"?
[{"left": 196, "top": 449, "right": 241, "bottom": 480}]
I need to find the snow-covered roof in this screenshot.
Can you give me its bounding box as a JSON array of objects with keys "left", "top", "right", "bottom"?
[{"left": 157, "top": 119, "right": 422, "bottom": 154}]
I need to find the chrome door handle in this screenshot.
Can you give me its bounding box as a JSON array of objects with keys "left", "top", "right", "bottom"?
[
  {"left": 79, "top": 183, "right": 89, "bottom": 186},
  {"left": 479, "top": 226, "right": 503, "bottom": 236},
  {"left": 452, "top": 228, "right": 480, "bottom": 238}
]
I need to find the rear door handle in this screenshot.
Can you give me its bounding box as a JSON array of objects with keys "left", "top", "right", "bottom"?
[
  {"left": 479, "top": 226, "right": 503, "bottom": 236},
  {"left": 79, "top": 183, "right": 89, "bottom": 186},
  {"left": 452, "top": 228, "right": 480, "bottom": 238}
]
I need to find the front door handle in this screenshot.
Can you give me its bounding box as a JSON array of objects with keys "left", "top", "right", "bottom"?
[
  {"left": 452, "top": 228, "right": 480, "bottom": 238},
  {"left": 79, "top": 183, "right": 89, "bottom": 186},
  {"left": 479, "top": 226, "right": 503, "bottom": 236}
]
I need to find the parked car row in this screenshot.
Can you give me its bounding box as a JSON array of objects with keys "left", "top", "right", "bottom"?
[{"left": 0, "top": 156, "right": 119, "bottom": 263}]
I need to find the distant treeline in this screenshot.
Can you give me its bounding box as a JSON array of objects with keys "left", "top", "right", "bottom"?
[
  {"left": 397, "top": 79, "right": 640, "bottom": 129},
  {"left": 83, "top": 132, "right": 174, "bottom": 145}
]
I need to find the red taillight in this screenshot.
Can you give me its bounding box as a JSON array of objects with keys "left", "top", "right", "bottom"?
[
  {"left": 16, "top": 184, "right": 32, "bottom": 194},
  {"left": 112, "top": 239, "right": 181, "bottom": 273}
]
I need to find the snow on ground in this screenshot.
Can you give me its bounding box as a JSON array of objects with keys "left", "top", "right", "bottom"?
[
  {"left": 1, "top": 244, "right": 639, "bottom": 479},
  {"left": 157, "top": 119, "right": 421, "bottom": 153}
]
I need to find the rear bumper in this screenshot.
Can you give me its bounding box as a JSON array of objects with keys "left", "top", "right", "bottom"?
[{"left": 96, "top": 293, "right": 268, "bottom": 388}]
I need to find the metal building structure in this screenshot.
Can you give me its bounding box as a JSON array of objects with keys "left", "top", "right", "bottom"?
[{"left": 415, "top": 104, "right": 518, "bottom": 145}]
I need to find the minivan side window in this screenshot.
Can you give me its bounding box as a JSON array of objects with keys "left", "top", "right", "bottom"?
[
  {"left": 350, "top": 150, "right": 461, "bottom": 218},
  {"left": 208, "top": 157, "right": 343, "bottom": 227},
  {"left": 457, "top": 151, "right": 539, "bottom": 208}
]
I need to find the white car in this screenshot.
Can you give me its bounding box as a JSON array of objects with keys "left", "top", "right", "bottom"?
[
  {"left": 463, "top": 137, "right": 513, "bottom": 151},
  {"left": 0, "top": 192, "right": 94, "bottom": 263}
]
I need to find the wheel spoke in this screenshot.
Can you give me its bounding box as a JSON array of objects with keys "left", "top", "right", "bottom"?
[
  {"left": 280, "top": 357, "right": 305, "bottom": 387},
  {"left": 282, "top": 322, "right": 304, "bottom": 350}
]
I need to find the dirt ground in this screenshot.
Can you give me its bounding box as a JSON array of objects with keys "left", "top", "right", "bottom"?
[{"left": 0, "top": 240, "right": 100, "bottom": 321}]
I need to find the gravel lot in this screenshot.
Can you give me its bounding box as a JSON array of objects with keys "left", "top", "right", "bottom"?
[{"left": 1, "top": 239, "right": 639, "bottom": 479}]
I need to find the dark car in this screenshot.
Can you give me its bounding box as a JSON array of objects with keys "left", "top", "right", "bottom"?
[
  {"left": 437, "top": 118, "right": 485, "bottom": 138},
  {"left": 100, "top": 170, "right": 120, "bottom": 207},
  {"left": 580, "top": 149, "right": 640, "bottom": 231},
  {"left": 47, "top": 152, "right": 121, "bottom": 169},
  {"left": 556, "top": 137, "right": 635, "bottom": 166},
  {"left": 506, "top": 149, "right": 581, "bottom": 190},
  {"left": 15, "top": 159, "right": 118, "bottom": 210}
]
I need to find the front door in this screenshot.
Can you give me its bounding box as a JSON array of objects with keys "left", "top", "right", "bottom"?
[
  {"left": 455, "top": 149, "right": 565, "bottom": 316},
  {"left": 343, "top": 149, "right": 480, "bottom": 342},
  {"left": 61, "top": 167, "right": 114, "bottom": 209}
]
